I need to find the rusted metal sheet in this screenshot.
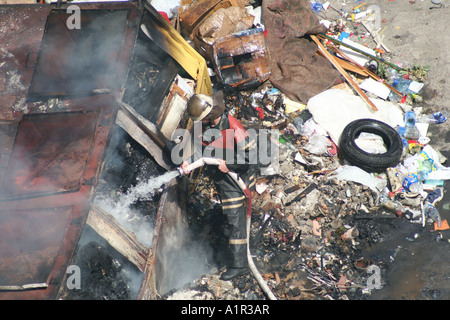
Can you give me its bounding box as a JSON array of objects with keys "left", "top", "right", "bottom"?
[
  {"left": 0, "top": 206, "right": 74, "bottom": 287},
  {"left": 0, "top": 5, "right": 51, "bottom": 121},
  {"left": 0, "top": 111, "right": 99, "bottom": 200},
  {"left": 28, "top": 9, "right": 130, "bottom": 99},
  {"left": 213, "top": 28, "right": 271, "bottom": 89},
  {"left": 0, "top": 2, "right": 141, "bottom": 300},
  {"left": 0, "top": 1, "right": 209, "bottom": 300},
  {"left": 137, "top": 179, "right": 188, "bottom": 299}
]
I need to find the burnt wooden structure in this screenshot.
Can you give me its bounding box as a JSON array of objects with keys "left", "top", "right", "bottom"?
[{"left": 0, "top": 1, "right": 210, "bottom": 299}]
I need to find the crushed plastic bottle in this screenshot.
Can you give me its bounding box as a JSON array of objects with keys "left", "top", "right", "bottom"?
[
  {"left": 403, "top": 111, "right": 420, "bottom": 139},
  {"left": 293, "top": 117, "right": 305, "bottom": 135},
  {"left": 403, "top": 171, "right": 428, "bottom": 193},
  {"left": 408, "top": 181, "right": 424, "bottom": 194},
  {"left": 425, "top": 203, "right": 441, "bottom": 227},
  {"left": 310, "top": 1, "right": 323, "bottom": 13},
  {"left": 379, "top": 193, "right": 407, "bottom": 216},
  {"left": 416, "top": 111, "right": 449, "bottom": 124},
  {"left": 388, "top": 78, "right": 424, "bottom": 102}
]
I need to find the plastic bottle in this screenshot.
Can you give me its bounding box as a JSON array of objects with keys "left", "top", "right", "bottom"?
[
  {"left": 425, "top": 203, "right": 441, "bottom": 227},
  {"left": 408, "top": 181, "right": 424, "bottom": 194},
  {"left": 386, "top": 68, "right": 399, "bottom": 84},
  {"left": 388, "top": 78, "right": 424, "bottom": 102},
  {"left": 403, "top": 172, "right": 427, "bottom": 193},
  {"left": 379, "top": 193, "right": 406, "bottom": 216},
  {"left": 396, "top": 127, "right": 410, "bottom": 148},
  {"left": 416, "top": 111, "right": 449, "bottom": 124},
  {"left": 310, "top": 1, "right": 323, "bottom": 13},
  {"left": 421, "top": 159, "right": 433, "bottom": 173},
  {"left": 293, "top": 117, "right": 304, "bottom": 134},
  {"left": 404, "top": 111, "right": 420, "bottom": 139},
  {"left": 404, "top": 111, "right": 416, "bottom": 128},
  {"left": 393, "top": 78, "right": 424, "bottom": 95}
]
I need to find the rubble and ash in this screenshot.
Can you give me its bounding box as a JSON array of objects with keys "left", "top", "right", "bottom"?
[{"left": 162, "top": 86, "right": 435, "bottom": 300}]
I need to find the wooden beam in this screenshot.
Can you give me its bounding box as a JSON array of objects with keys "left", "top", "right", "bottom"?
[
  {"left": 321, "top": 41, "right": 403, "bottom": 97},
  {"left": 311, "top": 35, "right": 378, "bottom": 111},
  {"left": 116, "top": 106, "right": 173, "bottom": 171},
  {"left": 320, "top": 52, "right": 370, "bottom": 77},
  {"left": 87, "top": 205, "right": 150, "bottom": 273}
]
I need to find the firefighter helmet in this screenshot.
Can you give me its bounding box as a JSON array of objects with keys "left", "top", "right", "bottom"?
[{"left": 187, "top": 94, "right": 213, "bottom": 121}]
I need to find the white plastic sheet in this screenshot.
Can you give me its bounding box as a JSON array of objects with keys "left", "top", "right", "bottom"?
[
  {"left": 150, "top": 0, "right": 181, "bottom": 18},
  {"left": 329, "top": 165, "right": 387, "bottom": 193},
  {"left": 422, "top": 145, "right": 450, "bottom": 180},
  {"left": 307, "top": 89, "right": 405, "bottom": 145}
]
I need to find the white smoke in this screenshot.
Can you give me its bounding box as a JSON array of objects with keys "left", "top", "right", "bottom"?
[{"left": 95, "top": 170, "right": 179, "bottom": 247}]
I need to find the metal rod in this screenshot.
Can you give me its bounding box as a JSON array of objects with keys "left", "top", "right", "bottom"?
[
  {"left": 0, "top": 283, "right": 48, "bottom": 291},
  {"left": 317, "top": 33, "right": 405, "bottom": 71}
]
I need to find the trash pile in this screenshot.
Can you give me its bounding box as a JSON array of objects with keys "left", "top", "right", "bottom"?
[{"left": 156, "top": 0, "right": 449, "bottom": 300}]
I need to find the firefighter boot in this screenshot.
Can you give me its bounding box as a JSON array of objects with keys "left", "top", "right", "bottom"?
[{"left": 220, "top": 241, "right": 249, "bottom": 280}]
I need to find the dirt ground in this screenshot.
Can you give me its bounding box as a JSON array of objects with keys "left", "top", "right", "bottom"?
[
  {"left": 360, "top": 0, "right": 448, "bottom": 115},
  {"left": 320, "top": 0, "right": 450, "bottom": 300}
]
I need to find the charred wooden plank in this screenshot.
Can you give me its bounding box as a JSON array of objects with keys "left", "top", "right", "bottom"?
[{"left": 87, "top": 205, "right": 150, "bottom": 273}]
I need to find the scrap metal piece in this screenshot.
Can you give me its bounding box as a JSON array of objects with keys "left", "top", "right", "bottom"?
[
  {"left": 0, "top": 283, "right": 48, "bottom": 291},
  {"left": 213, "top": 28, "right": 271, "bottom": 89},
  {"left": 28, "top": 9, "right": 130, "bottom": 99},
  {"left": 284, "top": 182, "right": 318, "bottom": 207},
  {"left": 0, "top": 111, "right": 99, "bottom": 200}
]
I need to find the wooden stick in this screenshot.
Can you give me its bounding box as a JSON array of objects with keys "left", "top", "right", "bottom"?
[
  {"left": 317, "top": 34, "right": 404, "bottom": 71},
  {"left": 319, "top": 52, "right": 369, "bottom": 77},
  {"left": 322, "top": 40, "right": 403, "bottom": 97},
  {"left": 311, "top": 35, "right": 378, "bottom": 111}
]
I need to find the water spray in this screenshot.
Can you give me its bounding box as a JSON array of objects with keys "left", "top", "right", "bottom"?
[{"left": 179, "top": 157, "right": 277, "bottom": 300}]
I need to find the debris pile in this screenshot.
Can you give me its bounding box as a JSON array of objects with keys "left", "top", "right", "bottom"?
[{"left": 159, "top": 0, "right": 449, "bottom": 300}]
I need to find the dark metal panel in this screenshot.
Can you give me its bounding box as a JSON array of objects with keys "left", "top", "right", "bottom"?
[
  {"left": 0, "top": 206, "right": 73, "bottom": 286},
  {"left": 0, "top": 2, "right": 142, "bottom": 299},
  {"left": 28, "top": 9, "right": 130, "bottom": 99},
  {"left": 0, "top": 111, "right": 99, "bottom": 200},
  {"left": 122, "top": 30, "right": 179, "bottom": 124}
]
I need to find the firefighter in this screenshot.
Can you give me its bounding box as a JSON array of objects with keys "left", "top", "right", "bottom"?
[{"left": 181, "top": 90, "right": 256, "bottom": 280}]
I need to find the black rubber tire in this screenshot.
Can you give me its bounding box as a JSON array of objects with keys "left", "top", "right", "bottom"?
[{"left": 339, "top": 118, "right": 403, "bottom": 173}]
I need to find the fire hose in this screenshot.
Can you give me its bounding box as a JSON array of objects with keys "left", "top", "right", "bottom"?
[{"left": 178, "top": 157, "right": 277, "bottom": 300}]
